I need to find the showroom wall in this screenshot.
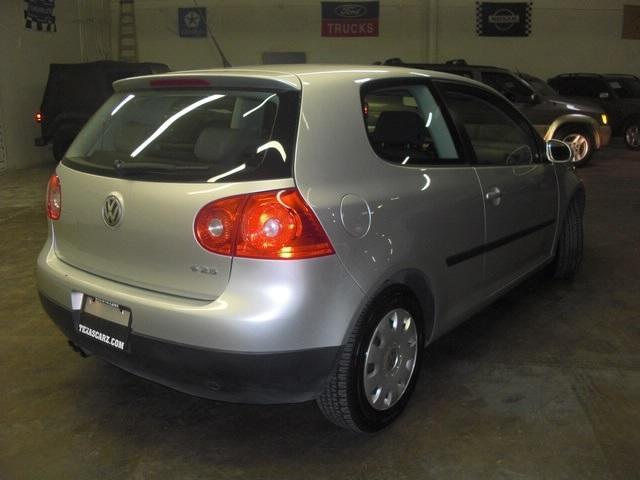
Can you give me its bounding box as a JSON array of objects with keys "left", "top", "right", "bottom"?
[
  {"left": 0, "top": 1, "right": 110, "bottom": 171},
  {"left": 122, "top": 0, "right": 640, "bottom": 77},
  {"left": 112, "top": 0, "right": 430, "bottom": 70},
  {"left": 436, "top": 0, "right": 640, "bottom": 78}
]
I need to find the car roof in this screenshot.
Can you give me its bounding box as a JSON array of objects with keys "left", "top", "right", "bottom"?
[
  {"left": 382, "top": 59, "right": 513, "bottom": 73},
  {"left": 551, "top": 73, "right": 640, "bottom": 80},
  {"left": 114, "top": 64, "right": 489, "bottom": 92}
]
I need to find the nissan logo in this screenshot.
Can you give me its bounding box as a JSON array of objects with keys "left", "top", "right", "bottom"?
[
  {"left": 102, "top": 194, "right": 124, "bottom": 228},
  {"left": 488, "top": 8, "right": 520, "bottom": 31},
  {"left": 334, "top": 4, "right": 367, "bottom": 18}
]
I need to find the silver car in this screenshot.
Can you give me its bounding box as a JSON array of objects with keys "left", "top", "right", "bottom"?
[{"left": 37, "top": 65, "right": 584, "bottom": 432}]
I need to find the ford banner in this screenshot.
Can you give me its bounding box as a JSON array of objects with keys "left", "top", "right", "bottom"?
[{"left": 321, "top": 2, "right": 379, "bottom": 37}]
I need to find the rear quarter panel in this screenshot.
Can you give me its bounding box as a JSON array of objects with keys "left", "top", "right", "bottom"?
[{"left": 292, "top": 72, "right": 487, "bottom": 343}]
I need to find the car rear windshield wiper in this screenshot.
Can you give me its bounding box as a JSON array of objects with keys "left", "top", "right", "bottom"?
[{"left": 113, "top": 159, "right": 210, "bottom": 173}]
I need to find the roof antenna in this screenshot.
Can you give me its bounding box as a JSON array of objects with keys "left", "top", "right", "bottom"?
[{"left": 193, "top": 0, "right": 231, "bottom": 68}]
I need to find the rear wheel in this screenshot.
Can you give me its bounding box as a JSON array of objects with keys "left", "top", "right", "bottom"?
[
  {"left": 316, "top": 287, "right": 424, "bottom": 432},
  {"left": 624, "top": 120, "right": 640, "bottom": 150},
  {"left": 554, "top": 126, "right": 595, "bottom": 167}
]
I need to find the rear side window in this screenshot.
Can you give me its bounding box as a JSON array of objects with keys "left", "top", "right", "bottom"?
[
  {"left": 64, "top": 89, "right": 299, "bottom": 182},
  {"left": 362, "top": 83, "right": 459, "bottom": 166},
  {"left": 607, "top": 77, "right": 640, "bottom": 99}
]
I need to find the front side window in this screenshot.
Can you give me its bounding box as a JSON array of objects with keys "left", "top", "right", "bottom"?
[
  {"left": 64, "top": 89, "right": 299, "bottom": 182},
  {"left": 558, "top": 78, "right": 606, "bottom": 98},
  {"left": 439, "top": 83, "right": 537, "bottom": 166},
  {"left": 362, "top": 82, "right": 459, "bottom": 166},
  {"left": 481, "top": 71, "right": 533, "bottom": 103}
]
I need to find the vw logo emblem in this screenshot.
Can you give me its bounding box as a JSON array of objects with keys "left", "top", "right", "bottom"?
[{"left": 102, "top": 194, "right": 124, "bottom": 228}]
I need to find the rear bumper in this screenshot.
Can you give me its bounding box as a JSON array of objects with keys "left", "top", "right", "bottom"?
[{"left": 40, "top": 293, "right": 341, "bottom": 403}]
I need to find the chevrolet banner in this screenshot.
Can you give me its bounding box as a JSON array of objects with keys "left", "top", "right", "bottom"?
[{"left": 321, "top": 2, "right": 379, "bottom": 37}]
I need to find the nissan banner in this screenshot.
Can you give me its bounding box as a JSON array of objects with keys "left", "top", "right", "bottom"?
[{"left": 476, "top": 2, "right": 532, "bottom": 37}]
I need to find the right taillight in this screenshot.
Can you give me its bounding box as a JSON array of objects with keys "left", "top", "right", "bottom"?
[
  {"left": 194, "top": 188, "right": 334, "bottom": 260},
  {"left": 46, "top": 174, "right": 61, "bottom": 220}
]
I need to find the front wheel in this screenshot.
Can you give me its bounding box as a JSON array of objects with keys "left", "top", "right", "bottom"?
[
  {"left": 624, "top": 121, "right": 640, "bottom": 150},
  {"left": 316, "top": 288, "right": 424, "bottom": 432},
  {"left": 548, "top": 198, "right": 584, "bottom": 279}
]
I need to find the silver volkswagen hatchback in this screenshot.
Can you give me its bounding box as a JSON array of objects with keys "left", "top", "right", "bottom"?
[{"left": 37, "top": 65, "right": 584, "bottom": 432}]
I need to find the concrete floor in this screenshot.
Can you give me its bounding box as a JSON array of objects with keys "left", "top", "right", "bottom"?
[{"left": 1, "top": 142, "right": 639, "bottom": 479}]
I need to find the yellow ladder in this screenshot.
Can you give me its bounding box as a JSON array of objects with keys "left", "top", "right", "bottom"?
[{"left": 118, "top": 0, "right": 138, "bottom": 62}]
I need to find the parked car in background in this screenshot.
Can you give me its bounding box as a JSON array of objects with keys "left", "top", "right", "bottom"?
[
  {"left": 37, "top": 65, "right": 583, "bottom": 432},
  {"left": 382, "top": 59, "right": 611, "bottom": 166},
  {"left": 35, "top": 60, "right": 170, "bottom": 161},
  {"left": 548, "top": 73, "right": 640, "bottom": 150}
]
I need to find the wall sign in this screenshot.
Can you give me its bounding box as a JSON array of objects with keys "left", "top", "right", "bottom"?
[
  {"left": 24, "top": 0, "right": 56, "bottom": 32},
  {"left": 622, "top": 5, "right": 640, "bottom": 39},
  {"left": 179, "top": 7, "right": 206, "bottom": 38},
  {"left": 321, "top": 2, "right": 379, "bottom": 37},
  {"left": 476, "top": 2, "right": 532, "bottom": 37}
]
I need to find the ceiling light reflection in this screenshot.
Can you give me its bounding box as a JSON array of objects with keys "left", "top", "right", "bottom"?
[
  {"left": 257, "top": 140, "right": 287, "bottom": 162},
  {"left": 111, "top": 94, "right": 135, "bottom": 116},
  {"left": 242, "top": 94, "right": 276, "bottom": 118}
]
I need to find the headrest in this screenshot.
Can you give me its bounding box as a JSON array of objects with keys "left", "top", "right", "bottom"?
[
  {"left": 194, "top": 126, "right": 253, "bottom": 163},
  {"left": 372, "top": 111, "right": 425, "bottom": 144}
]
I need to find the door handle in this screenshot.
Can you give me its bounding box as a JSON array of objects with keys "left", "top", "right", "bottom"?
[{"left": 485, "top": 187, "right": 501, "bottom": 205}]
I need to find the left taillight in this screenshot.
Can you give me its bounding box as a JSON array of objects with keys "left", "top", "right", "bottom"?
[
  {"left": 46, "top": 174, "right": 61, "bottom": 220},
  {"left": 194, "top": 188, "right": 335, "bottom": 260}
]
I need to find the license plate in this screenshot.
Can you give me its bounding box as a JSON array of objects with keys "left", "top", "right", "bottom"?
[{"left": 78, "top": 296, "right": 131, "bottom": 351}]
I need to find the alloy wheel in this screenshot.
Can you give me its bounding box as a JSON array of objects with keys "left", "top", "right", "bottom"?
[
  {"left": 562, "top": 133, "right": 590, "bottom": 163},
  {"left": 626, "top": 125, "right": 640, "bottom": 148}
]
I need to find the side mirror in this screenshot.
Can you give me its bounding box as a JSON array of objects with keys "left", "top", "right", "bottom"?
[
  {"left": 530, "top": 93, "right": 542, "bottom": 105},
  {"left": 599, "top": 92, "right": 610, "bottom": 99},
  {"left": 546, "top": 139, "right": 573, "bottom": 163}
]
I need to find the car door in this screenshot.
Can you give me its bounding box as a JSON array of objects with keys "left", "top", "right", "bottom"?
[{"left": 437, "top": 81, "right": 558, "bottom": 292}]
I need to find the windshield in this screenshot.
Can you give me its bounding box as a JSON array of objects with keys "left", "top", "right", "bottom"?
[
  {"left": 607, "top": 77, "right": 640, "bottom": 99},
  {"left": 64, "top": 89, "right": 299, "bottom": 182},
  {"left": 522, "top": 75, "right": 557, "bottom": 96}
]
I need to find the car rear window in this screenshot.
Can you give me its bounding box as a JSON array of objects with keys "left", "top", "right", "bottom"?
[
  {"left": 606, "top": 77, "right": 640, "bottom": 99},
  {"left": 63, "top": 89, "right": 299, "bottom": 182}
]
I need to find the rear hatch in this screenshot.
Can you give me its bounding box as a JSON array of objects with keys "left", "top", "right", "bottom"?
[{"left": 53, "top": 73, "right": 301, "bottom": 300}]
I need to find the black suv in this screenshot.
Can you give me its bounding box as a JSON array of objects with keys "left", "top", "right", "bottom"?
[
  {"left": 548, "top": 73, "right": 640, "bottom": 150},
  {"left": 382, "top": 59, "right": 611, "bottom": 166},
  {"left": 35, "top": 60, "right": 170, "bottom": 161}
]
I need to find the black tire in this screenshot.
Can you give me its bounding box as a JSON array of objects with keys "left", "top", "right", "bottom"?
[
  {"left": 623, "top": 120, "right": 640, "bottom": 151},
  {"left": 553, "top": 126, "right": 595, "bottom": 167},
  {"left": 549, "top": 198, "right": 584, "bottom": 279},
  {"left": 52, "top": 127, "right": 78, "bottom": 162},
  {"left": 316, "top": 287, "right": 425, "bottom": 433}
]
